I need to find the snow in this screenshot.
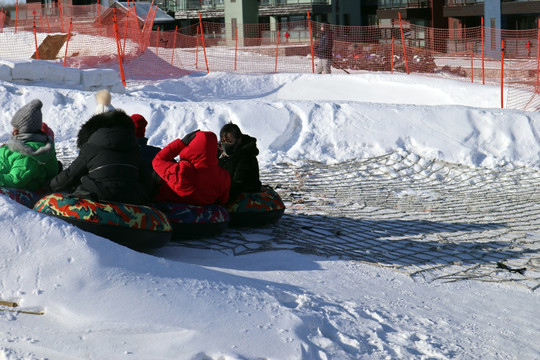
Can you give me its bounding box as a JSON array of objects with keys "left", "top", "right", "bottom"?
[
  {"left": 0, "top": 59, "right": 124, "bottom": 92},
  {"left": 1, "top": 62, "right": 540, "bottom": 359}
]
